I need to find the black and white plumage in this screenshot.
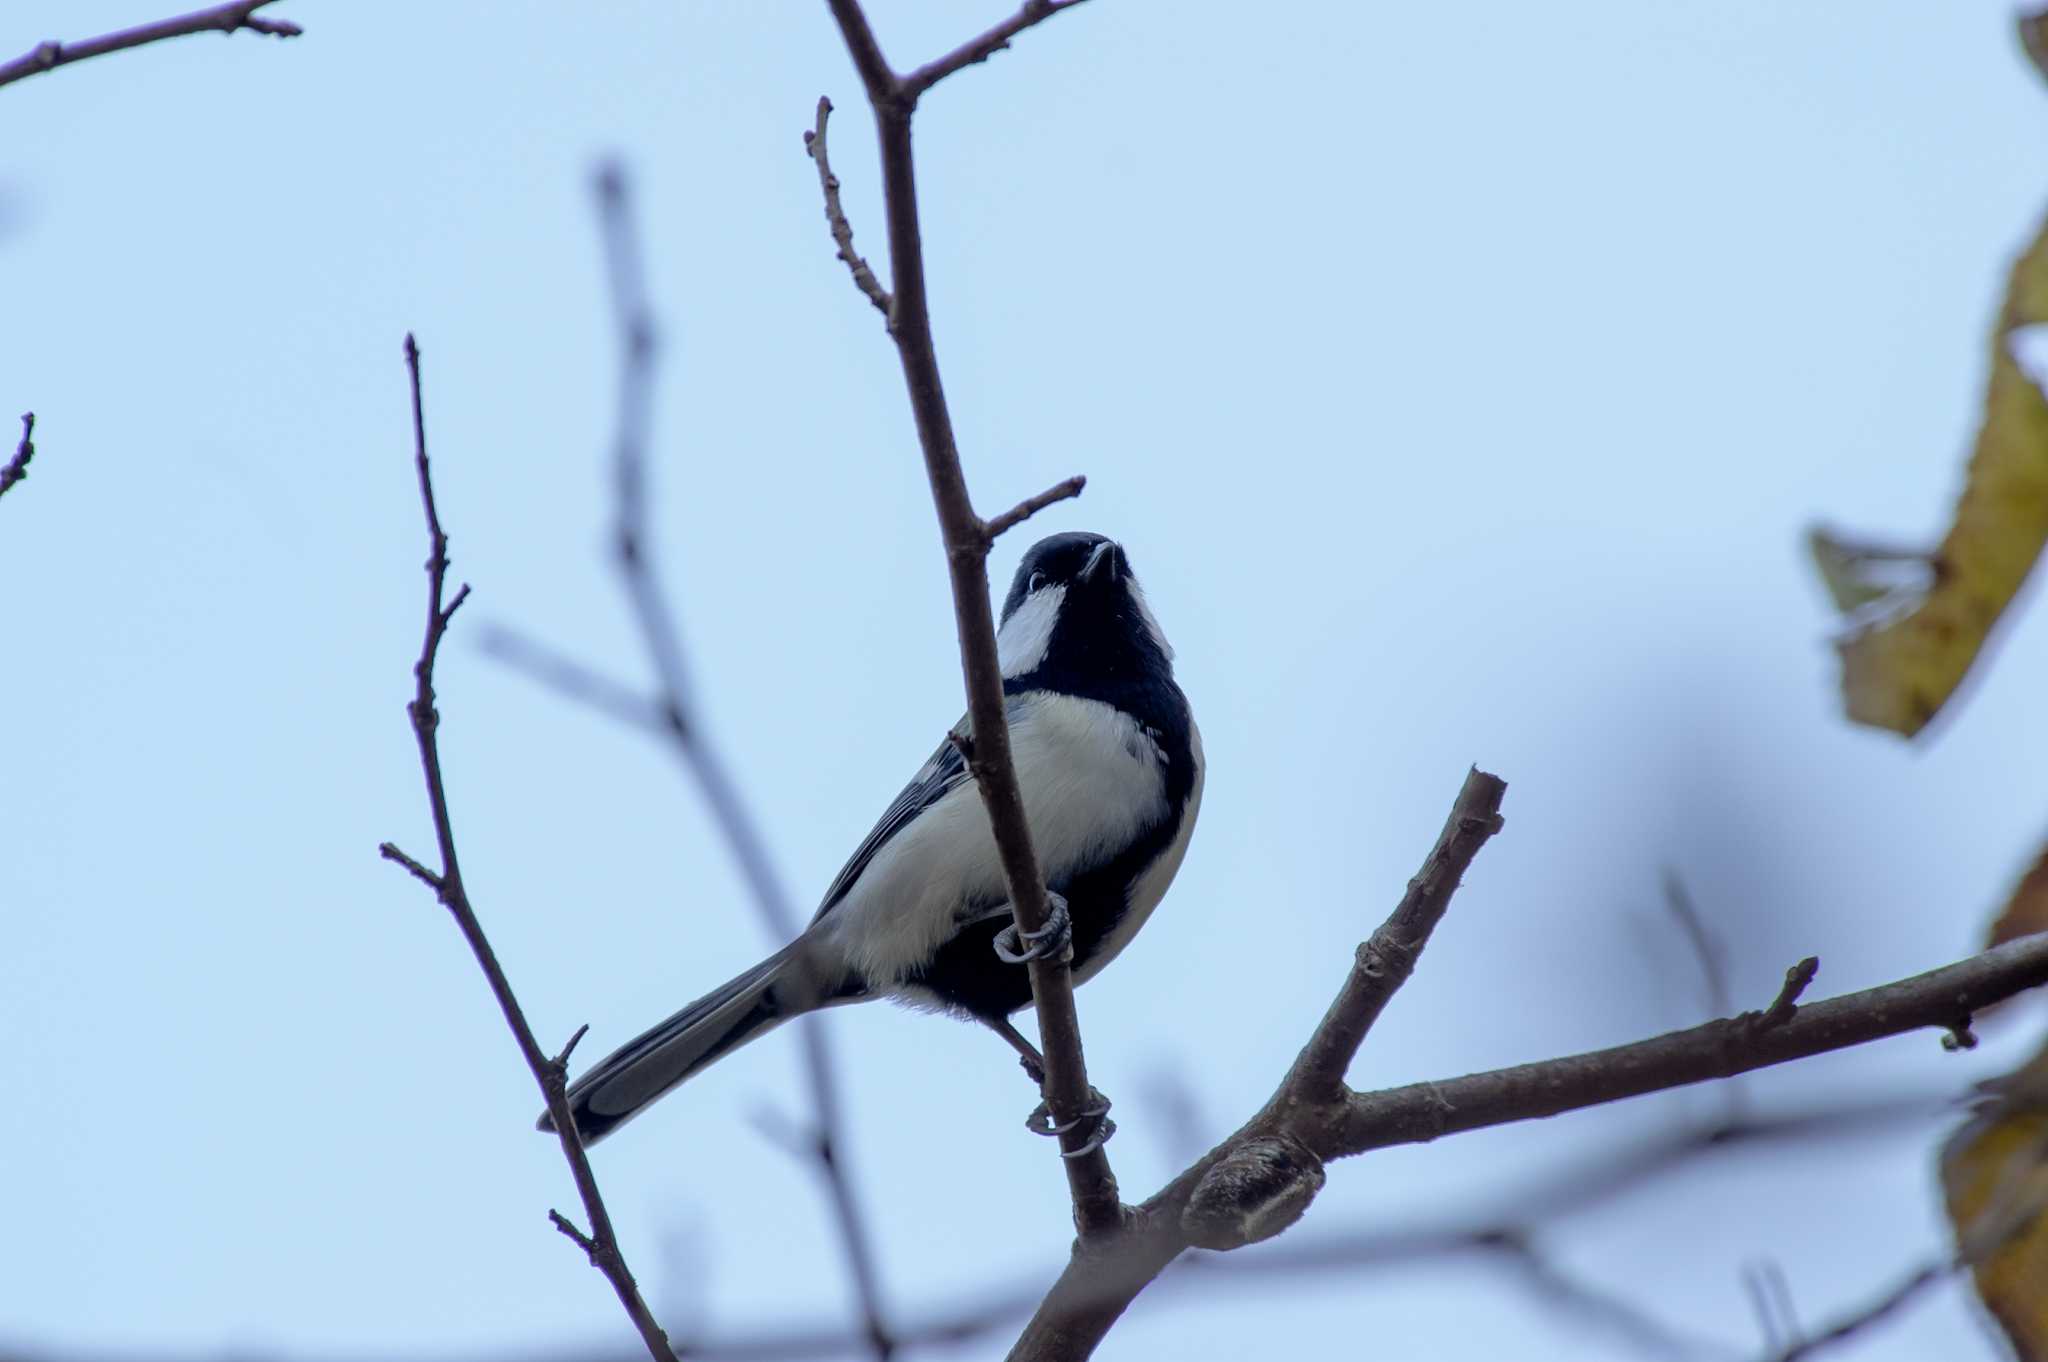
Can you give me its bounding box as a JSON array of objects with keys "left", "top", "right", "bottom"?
[{"left": 542, "top": 532, "right": 1202, "bottom": 1145}]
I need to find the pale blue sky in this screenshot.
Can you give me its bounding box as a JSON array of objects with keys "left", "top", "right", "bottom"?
[{"left": 7, "top": 3, "right": 2048, "bottom": 1359}]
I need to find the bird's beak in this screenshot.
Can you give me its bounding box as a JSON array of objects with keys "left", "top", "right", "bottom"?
[{"left": 1081, "top": 540, "right": 1120, "bottom": 583}]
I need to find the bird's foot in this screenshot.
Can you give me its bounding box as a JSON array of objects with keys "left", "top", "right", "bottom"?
[
  {"left": 1026, "top": 1086, "right": 1116, "bottom": 1159},
  {"left": 993, "top": 892, "right": 1072, "bottom": 965}
]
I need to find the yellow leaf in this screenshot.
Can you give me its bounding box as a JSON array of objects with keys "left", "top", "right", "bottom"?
[
  {"left": 1992, "top": 843, "right": 2048, "bottom": 949},
  {"left": 1941, "top": 1039, "right": 2048, "bottom": 1360},
  {"left": 1811, "top": 100, "right": 2048, "bottom": 736}
]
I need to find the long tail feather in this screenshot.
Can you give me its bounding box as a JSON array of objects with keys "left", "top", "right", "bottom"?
[{"left": 538, "top": 945, "right": 835, "bottom": 1145}]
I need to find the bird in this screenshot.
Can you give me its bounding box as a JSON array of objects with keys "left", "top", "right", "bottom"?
[{"left": 540, "top": 531, "right": 1202, "bottom": 1146}]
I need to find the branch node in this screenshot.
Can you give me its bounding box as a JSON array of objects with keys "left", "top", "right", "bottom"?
[
  {"left": 1941, "top": 1017, "right": 1978, "bottom": 1052},
  {"left": 1181, "top": 1134, "right": 1326, "bottom": 1252},
  {"left": 550, "top": 1023, "right": 591, "bottom": 1073},
  {"left": 1755, "top": 956, "right": 1821, "bottom": 1033},
  {"left": 377, "top": 841, "right": 443, "bottom": 890},
  {"left": 549, "top": 1208, "right": 600, "bottom": 1258}
]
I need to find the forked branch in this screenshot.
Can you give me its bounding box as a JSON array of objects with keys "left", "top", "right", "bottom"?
[{"left": 377, "top": 335, "right": 678, "bottom": 1362}]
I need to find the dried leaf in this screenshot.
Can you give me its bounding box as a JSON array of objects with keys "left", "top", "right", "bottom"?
[
  {"left": 1810, "top": 209, "right": 2048, "bottom": 736},
  {"left": 1991, "top": 843, "right": 2048, "bottom": 948},
  {"left": 1941, "top": 1039, "right": 2048, "bottom": 1360}
]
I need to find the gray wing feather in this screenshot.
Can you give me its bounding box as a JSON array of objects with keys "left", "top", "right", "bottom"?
[{"left": 810, "top": 717, "right": 974, "bottom": 923}]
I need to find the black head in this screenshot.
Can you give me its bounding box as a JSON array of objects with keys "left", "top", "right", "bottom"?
[{"left": 996, "top": 532, "right": 1175, "bottom": 697}]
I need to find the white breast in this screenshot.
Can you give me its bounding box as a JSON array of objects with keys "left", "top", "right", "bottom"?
[
  {"left": 1074, "top": 714, "right": 1202, "bottom": 984},
  {"left": 822, "top": 693, "right": 1171, "bottom": 986}
]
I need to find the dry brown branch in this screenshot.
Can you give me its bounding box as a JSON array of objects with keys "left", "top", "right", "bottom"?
[
  {"left": 375, "top": 334, "right": 678, "bottom": 1362},
  {"left": 817, "top": 0, "right": 1115, "bottom": 1238},
  {"left": 1008, "top": 770, "right": 1507, "bottom": 1359},
  {"left": 804, "top": 99, "right": 891, "bottom": 321},
  {"left": 0, "top": 413, "right": 34, "bottom": 500},
  {"left": 0, "top": 1, "right": 298, "bottom": 90}
]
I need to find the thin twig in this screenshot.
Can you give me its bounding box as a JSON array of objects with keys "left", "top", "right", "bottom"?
[
  {"left": 586, "top": 165, "right": 896, "bottom": 1359},
  {"left": 0, "top": 1, "right": 299, "bottom": 91},
  {"left": 377, "top": 334, "right": 678, "bottom": 1362},
  {"left": 804, "top": 99, "right": 892, "bottom": 321},
  {"left": 1764, "top": 1130, "right": 2048, "bottom": 1361},
  {"left": 1663, "top": 869, "right": 1732, "bottom": 1019},
  {"left": 1756, "top": 957, "right": 1821, "bottom": 1033},
  {"left": 0, "top": 413, "right": 34, "bottom": 500},
  {"left": 985, "top": 475, "right": 1087, "bottom": 540},
  {"left": 899, "top": 0, "right": 1093, "bottom": 101},
  {"left": 820, "top": 0, "right": 1117, "bottom": 1242}
]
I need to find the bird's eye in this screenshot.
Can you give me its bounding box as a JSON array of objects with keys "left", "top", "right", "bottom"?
[{"left": 1028, "top": 571, "right": 1048, "bottom": 592}]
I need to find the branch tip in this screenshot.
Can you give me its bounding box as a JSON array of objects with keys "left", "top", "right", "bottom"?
[
  {"left": 805, "top": 94, "right": 894, "bottom": 320},
  {"left": 985, "top": 474, "right": 1087, "bottom": 540},
  {"left": 0, "top": 1, "right": 301, "bottom": 92},
  {"left": 1756, "top": 956, "right": 1821, "bottom": 1032}
]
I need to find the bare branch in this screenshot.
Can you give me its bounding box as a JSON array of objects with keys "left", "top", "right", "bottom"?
[
  {"left": 900, "top": 0, "right": 1093, "bottom": 101},
  {"left": 0, "top": 1, "right": 299, "bottom": 91},
  {"left": 819, "top": 0, "right": 1117, "bottom": 1237},
  {"left": 1278, "top": 768, "right": 1506, "bottom": 1104},
  {"left": 985, "top": 475, "right": 1087, "bottom": 540},
  {"left": 0, "top": 413, "right": 35, "bottom": 500},
  {"left": 381, "top": 334, "right": 678, "bottom": 1362},
  {"left": 1333, "top": 938, "right": 2047, "bottom": 1159},
  {"left": 1008, "top": 770, "right": 1509, "bottom": 1359},
  {"left": 804, "top": 98, "right": 892, "bottom": 321},
  {"left": 1008, "top": 783, "right": 2048, "bottom": 1359},
  {"left": 477, "top": 624, "right": 667, "bottom": 735},
  {"left": 582, "top": 166, "right": 897, "bottom": 1358}
]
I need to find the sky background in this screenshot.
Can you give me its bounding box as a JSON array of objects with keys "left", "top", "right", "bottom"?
[{"left": 7, "top": 2, "right": 2048, "bottom": 1359}]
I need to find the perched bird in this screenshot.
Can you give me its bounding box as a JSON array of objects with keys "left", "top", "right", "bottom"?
[{"left": 541, "top": 532, "right": 1202, "bottom": 1145}]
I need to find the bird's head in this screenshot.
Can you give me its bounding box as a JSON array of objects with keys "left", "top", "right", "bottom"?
[{"left": 996, "top": 532, "right": 1174, "bottom": 688}]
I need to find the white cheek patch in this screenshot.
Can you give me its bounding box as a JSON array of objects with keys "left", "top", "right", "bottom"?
[
  {"left": 998, "top": 584, "right": 1065, "bottom": 677},
  {"left": 1126, "top": 579, "right": 1174, "bottom": 662}
]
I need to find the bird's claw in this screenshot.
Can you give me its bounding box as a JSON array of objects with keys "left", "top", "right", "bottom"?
[
  {"left": 1026, "top": 1087, "right": 1115, "bottom": 1159},
  {"left": 993, "top": 892, "right": 1072, "bottom": 965}
]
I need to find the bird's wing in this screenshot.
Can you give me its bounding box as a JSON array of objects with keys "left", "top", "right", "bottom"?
[{"left": 810, "top": 715, "right": 975, "bottom": 923}]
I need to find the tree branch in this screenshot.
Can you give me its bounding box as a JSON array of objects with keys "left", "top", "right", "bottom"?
[
  {"left": 818, "top": 0, "right": 1114, "bottom": 1237},
  {"left": 0, "top": 1, "right": 299, "bottom": 91},
  {"left": 1005, "top": 766, "right": 2048, "bottom": 1360},
  {"left": 985, "top": 475, "right": 1088, "bottom": 540},
  {"left": 804, "top": 99, "right": 891, "bottom": 321},
  {"left": 0, "top": 413, "right": 34, "bottom": 501},
  {"left": 1008, "top": 769, "right": 1509, "bottom": 1359},
  {"left": 1331, "top": 935, "right": 2047, "bottom": 1158},
  {"left": 899, "top": 0, "right": 1092, "bottom": 102},
  {"left": 377, "top": 334, "right": 678, "bottom": 1362}
]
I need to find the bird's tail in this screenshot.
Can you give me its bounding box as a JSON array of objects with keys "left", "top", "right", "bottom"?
[{"left": 538, "top": 942, "right": 845, "bottom": 1146}]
